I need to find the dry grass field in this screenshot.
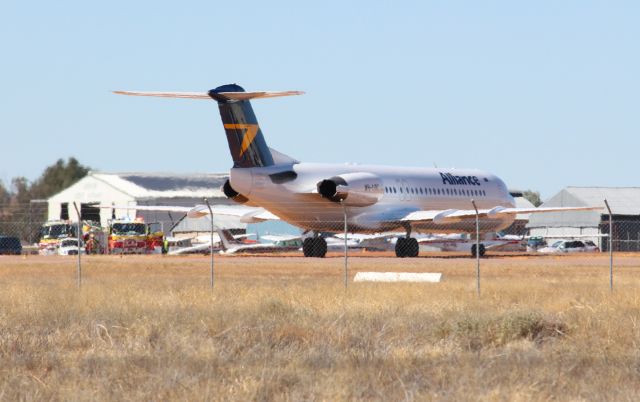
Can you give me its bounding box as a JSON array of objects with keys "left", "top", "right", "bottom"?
[{"left": 1, "top": 253, "right": 640, "bottom": 401}]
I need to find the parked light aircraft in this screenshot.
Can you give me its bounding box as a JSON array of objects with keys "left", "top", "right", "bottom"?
[
  {"left": 113, "top": 84, "right": 600, "bottom": 258},
  {"left": 335, "top": 232, "right": 524, "bottom": 254},
  {"left": 217, "top": 230, "right": 302, "bottom": 255}
]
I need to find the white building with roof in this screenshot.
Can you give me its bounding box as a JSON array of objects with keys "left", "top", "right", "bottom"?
[
  {"left": 527, "top": 187, "right": 640, "bottom": 251},
  {"left": 47, "top": 172, "right": 243, "bottom": 235}
]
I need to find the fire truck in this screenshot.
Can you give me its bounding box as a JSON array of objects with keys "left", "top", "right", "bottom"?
[
  {"left": 39, "top": 220, "right": 76, "bottom": 255},
  {"left": 108, "top": 218, "right": 164, "bottom": 254}
]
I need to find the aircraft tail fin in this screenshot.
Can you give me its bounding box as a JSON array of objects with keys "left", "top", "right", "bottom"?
[{"left": 216, "top": 229, "right": 238, "bottom": 251}]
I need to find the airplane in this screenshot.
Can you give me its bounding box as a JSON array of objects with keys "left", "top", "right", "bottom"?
[
  {"left": 416, "top": 233, "right": 524, "bottom": 254},
  {"left": 217, "top": 229, "right": 302, "bottom": 255},
  {"left": 334, "top": 232, "right": 524, "bottom": 254},
  {"left": 166, "top": 232, "right": 253, "bottom": 255},
  {"left": 113, "top": 84, "right": 601, "bottom": 258}
]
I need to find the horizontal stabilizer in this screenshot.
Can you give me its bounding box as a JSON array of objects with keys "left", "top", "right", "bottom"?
[{"left": 113, "top": 90, "right": 304, "bottom": 101}]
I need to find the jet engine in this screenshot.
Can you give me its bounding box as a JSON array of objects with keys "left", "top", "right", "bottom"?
[
  {"left": 222, "top": 179, "right": 249, "bottom": 204},
  {"left": 317, "top": 172, "right": 383, "bottom": 207}
]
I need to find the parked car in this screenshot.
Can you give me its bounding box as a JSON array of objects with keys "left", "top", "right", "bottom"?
[
  {"left": 57, "top": 238, "right": 85, "bottom": 256},
  {"left": 0, "top": 236, "right": 22, "bottom": 255},
  {"left": 526, "top": 236, "right": 547, "bottom": 252},
  {"left": 538, "top": 240, "right": 600, "bottom": 253}
]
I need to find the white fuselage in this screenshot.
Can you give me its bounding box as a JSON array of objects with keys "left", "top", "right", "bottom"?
[{"left": 230, "top": 162, "right": 516, "bottom": 234}]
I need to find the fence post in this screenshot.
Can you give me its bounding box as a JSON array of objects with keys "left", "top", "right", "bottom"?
[
  {"left": 604, "top": 199, "right": 613, "bottom": 292},
  {"left": 341, "top": 201, "right": 348, "bottom": 290},
  {"left": 471, "top": 199, "right": 480, "bottom": 297},
  {"left": 72, "top": 202, "right": 82, "bottom": 289},
  {"left": 204, "top": 198, "right": 215, "bottom": 290}
]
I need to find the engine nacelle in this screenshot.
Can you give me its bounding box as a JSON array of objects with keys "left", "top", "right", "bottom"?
[
  {"left": 317, "top": 172, "right": 383, "bottom": 207},
  {"left": 222, "top": 179, "right": 249, "bottom": 204}
]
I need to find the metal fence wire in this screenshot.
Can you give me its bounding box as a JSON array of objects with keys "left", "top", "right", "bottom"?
[{"left": 0, "top": 200, "right": 626, "bottom": 258}]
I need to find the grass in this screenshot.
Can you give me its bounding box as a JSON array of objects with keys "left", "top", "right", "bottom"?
[{"left": 0, "top": 254, "right": 639, "bottom": 400}]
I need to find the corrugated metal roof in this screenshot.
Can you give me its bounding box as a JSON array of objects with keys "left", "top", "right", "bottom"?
[
  {"left": 92, "top": 172, "right": 227, "bottom": 199},
  {"left": 527, "top": 187, "right": 640, "bottom": 228},
  {"left": 514, "top": 196, "right": 535, "bottom": 220},
  {"left": 561, "top": 187, "right": 640, "bottom": 215}
]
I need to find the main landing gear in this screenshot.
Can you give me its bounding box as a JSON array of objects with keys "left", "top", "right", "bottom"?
[
  {"left": 471, "top": 243, "right": 486, "bottom": 258},
  {"left": 395, "top": 226, "right": 419, "bottom": 258},
  {"left": 303, "top": 236, "right": 327, "bottom": 258},
  {"left": 395, "top": 237, "right": 419, "bottom": 258}
]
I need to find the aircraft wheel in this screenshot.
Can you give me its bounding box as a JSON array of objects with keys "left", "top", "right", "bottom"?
[
  {"left": 406, "top": 238, "right": 419, "bottom": 257},
  {"left": 471, "top": 244, "right": 486, "bottom": 258},
  {"left": 303, "top": 237, "right": 327, "bottom": 258},
  {"left": 314, "top": 237, "right": 327, "bottom": 258},
  {"left": 303, "top": 238, "right": 314, "bottom": 257},
  {"left": 395, "top": 238, "right": 407, "bottom": 258}
]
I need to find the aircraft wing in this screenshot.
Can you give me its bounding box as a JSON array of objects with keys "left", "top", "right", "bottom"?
[
  {"left": 334, "top": 232, "right": 403, "bottom": 241},
  {"left": 401, "top": 206, "right": 602, "bottom": 224},
  {"left": 100, "top": 204, "right": 280, "bottom": 222},
  {"left": 260, "top": 234, "right": 302, "bottom": 242},
  {"left": 168, "top": 242, "right": 216, "bottom": 255}
]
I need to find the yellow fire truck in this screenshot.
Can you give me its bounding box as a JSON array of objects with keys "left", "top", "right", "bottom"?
[
  {"left": 38, "top": 220, "right": 76, "bottom": 255},
  {"left": 108, "top": 218, "right": 164, "bottom": 254}
]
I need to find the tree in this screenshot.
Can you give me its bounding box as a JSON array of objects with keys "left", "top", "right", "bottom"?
[
  {"left": 522, "top": 190, "right": 542, "bottom": 207},
  {"left": 11, "top": 177, "right": 30, "bottom": 204},
  {"left": 28, "top": 157, "right": 90, "bottom": 200},
  {"left": 0, "top": 182, "right": 11, "bottom": 219},
  {"left": 0, "top": 181, "right": 10, "bottom": 206},
  {"left": 0, "top": 158, "right": 90, "bottom": 241}
]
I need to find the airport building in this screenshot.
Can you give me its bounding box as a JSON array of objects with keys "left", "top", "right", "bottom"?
[
  {"left": 46, "top": 172, "right": 244, "bottom": 235},
  {"left": 527, "top": 187, "right": 640, "bottom": 251}
]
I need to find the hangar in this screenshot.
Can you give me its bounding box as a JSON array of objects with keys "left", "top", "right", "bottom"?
[
  {"left": 527, "top": 187, "right": 640, "bottom": 251},
  {"left": 47, "top": 172, "right": 244, "bottom": 235},
  {"left": 501, "top": 192, "right": 536, "bottom": 236}
]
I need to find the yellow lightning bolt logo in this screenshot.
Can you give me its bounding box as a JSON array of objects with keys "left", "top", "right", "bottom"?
[{"left": 224, "top": 124, "right": 259, "bottom": 157}]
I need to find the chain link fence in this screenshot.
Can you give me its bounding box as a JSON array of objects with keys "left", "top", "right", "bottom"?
[{"left": 0, "top": 199, "right": 630, "bottom": 258}]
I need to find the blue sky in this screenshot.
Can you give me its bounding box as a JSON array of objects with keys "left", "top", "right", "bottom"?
[{"left": 1, "top": 1, "right": 638, "bottom": 199}]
